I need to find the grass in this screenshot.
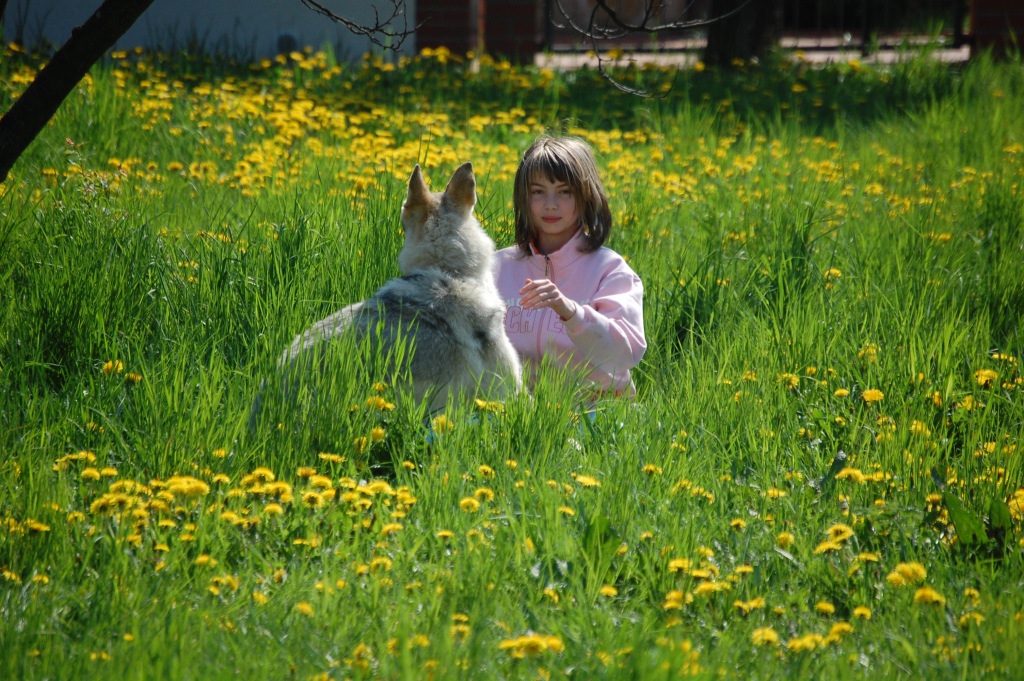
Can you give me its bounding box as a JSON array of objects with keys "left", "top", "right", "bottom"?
[{"left": 1, "top": 43, "right": 1023, "bottom": 679}]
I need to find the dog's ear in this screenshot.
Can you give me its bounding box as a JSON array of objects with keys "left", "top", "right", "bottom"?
[
  {"left": 403, "top": 164, "right": 432, "bottom": 227},
  {"left": 444, "top": 162, "right": 476, "bottom": 213}
]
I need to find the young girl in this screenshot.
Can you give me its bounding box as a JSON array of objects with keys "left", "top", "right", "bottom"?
[{"left": 494, "top": 136, "right": 646, "bottom": 397}]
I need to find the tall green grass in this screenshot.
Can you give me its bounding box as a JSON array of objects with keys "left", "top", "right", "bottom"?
[{"left": 1, "top": 43, "right": 1023, "bottom": 679}]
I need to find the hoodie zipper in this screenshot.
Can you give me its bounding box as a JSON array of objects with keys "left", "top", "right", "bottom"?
[{"left": 539, "top": 254, "right": 552, "bottom": 359}]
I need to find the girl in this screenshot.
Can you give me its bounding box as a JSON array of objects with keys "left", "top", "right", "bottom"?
[{"left": 494, "top": 136, "right": 646, "bottom": 397}]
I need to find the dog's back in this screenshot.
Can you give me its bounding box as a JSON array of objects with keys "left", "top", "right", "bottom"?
[{"left": 281, "top": 163, "right": 521, "bottom": 412}]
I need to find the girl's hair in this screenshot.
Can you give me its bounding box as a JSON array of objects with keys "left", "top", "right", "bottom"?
[{"left": 512, "top": 136, "right": 613, "bottom": 255}]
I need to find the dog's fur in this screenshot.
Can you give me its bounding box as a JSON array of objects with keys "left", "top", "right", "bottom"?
[{"left": 280, "top": 162, "right": 522, "bottom": 412}]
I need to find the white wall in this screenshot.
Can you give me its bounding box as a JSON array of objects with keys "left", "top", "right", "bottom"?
[{"left": 2, "top": 0, "right": 417, "bottom": 60}]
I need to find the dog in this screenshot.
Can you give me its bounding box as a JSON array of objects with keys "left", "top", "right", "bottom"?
[{"left": 278, "top": 162, "right": 522, "bottom": 413}]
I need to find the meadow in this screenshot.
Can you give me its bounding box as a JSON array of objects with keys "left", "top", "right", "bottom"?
[{"left": 1, "top": 41, "right": 1023, "bottom": 679}]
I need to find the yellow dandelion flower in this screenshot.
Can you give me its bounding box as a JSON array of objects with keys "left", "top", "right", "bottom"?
[
  {"left": 974, "top": 369, "right": 998, "bottom": 387},
  {"left": 557, "top": 506, "right": 575, "bottom": 516},
  {"left": 370, "top": 427, "right": 386, "bottom": 442},
  {"left": 102, "top": 360, "right": 124, "bottom": 375},
  {"left": 294, "top": 601, "right": 315, "bottom": 617},
  {"left": 498, "top": 634, "right": 564, "bottom": 658},
  {"left": 599, "top": 585, "right": 618, "bottom": 597},
  {"left": 431, "top": 414, "right": 454, "bottom": 434},
  {"left": 474, "top": 487, "right": 495, "bottom": 502},
  {"left": 835, "top": 467, "right": 866, "bottom": 483},
  {"left": 777, "top": 373, "right": 800, "bottom": 390},
  {"left": 752, "top": 627, "right": 779, "bottom": 647},
  {"left": 786, "top": 633, "right": 823, "bottom": 653},
  {"left": 301, "top": 491, "right": 324, "bottom": 509},
  {"left": 861, "top": 389, "right": 884, "bottom": 403},
  {"left": 853, "top": 606, "right": 871, "bottom": 620},
  {"left": 913, "top": 586, "right": 946, "bottom": 606},
  {"left": 815, "top": 601, "right": 835, "bottom": 614},
  {"left": 459, "top": 497, "right": 480, "bottom": 513},
  {"left": 889, "top": 561, "right": 926, "bottom": 585},
  {"left": 826, "top": 523, "right": 854, "bottom": 543},
  {"left": 575, "top": 474, "right": 601, "bottom": 488}
]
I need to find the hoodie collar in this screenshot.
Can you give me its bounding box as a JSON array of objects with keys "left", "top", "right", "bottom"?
[{"left": 529, "top": 229, "right": 588, "bottom": 277}]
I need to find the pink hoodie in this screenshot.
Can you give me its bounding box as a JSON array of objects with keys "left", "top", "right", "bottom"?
[{"left": 494, "top": 229, "right": 646, "bottom": 395}]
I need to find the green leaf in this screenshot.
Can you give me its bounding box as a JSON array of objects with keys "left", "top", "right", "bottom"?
[
  {"left": 943, "top": 493, "right": 987, "bottom": 546},
  {"left": 987, "top": 496, "right": 1013, "bottom": 551}
]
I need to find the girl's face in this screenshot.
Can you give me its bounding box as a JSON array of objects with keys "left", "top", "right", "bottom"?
[{"left": 528, "top": 174, "right": 580, "bottom": 252}]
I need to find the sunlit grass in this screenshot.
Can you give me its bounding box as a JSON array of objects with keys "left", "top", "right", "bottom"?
[{"left": 1, "top": 42, "right": 1023, "bottom": 679}]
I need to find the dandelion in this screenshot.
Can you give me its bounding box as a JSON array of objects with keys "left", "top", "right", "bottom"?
[
  {"left": 435, "top": 529, "right": 454, "bottom": 540},
  {"left": 786, "top": 633, "right": 823, "bottom": 653},
  {"left": 102, "top": 360, "right": 124, "bottom": 375},
  {"left": 834, "top": 467, "right": 866, "bottom": 483},
  {"left": 574, "top": 474, "right": 601, "bottom": 488},
  {"left": 294, "top": 601, "right": 315, "bottom": 617},
  {"left": 752, "top": 627, "right": 780, "bottom": 647},
  {"left": 834, "top": 388, "right": 850, "bottom": 397},
  {"left": 370, "top": 427, "right": 386, "bottom": 442},
  {"left": 730, "top": 518, "right": 747, "bottom": 531},
  {"left": 862, "top": 389, "right": 884, "bottom": 404},
  {"left": 959, "top": 612, "right": 984, "bottom": 627},
  {"left": 826, "top": 523, "right": 855, "bottom": 543},
  {"left": 777, "top": 373, "right": 799, "bottom": 390},
  {"left": 474, "top": 487, "right": 495, "bottom": 502},
  {"left": 498, "top": 634, "right": 564, "bottom": 658},
  {"left": 913, "top": 586, "right": 946, "bottom": 606},
  {"left": 853, "top": 606, "right": 871, "bottom": 620},
  {"left": 557, "top": 506, "right": 575, "bottom": 516},
  {"left": 459, "top": 497, "right": 480, "bottom": 513},
  {"left": 380, "top": 523, "right": 403, "bottom": 536},
  {"left": 974, "top": 369, "right": 998, "bottom": 387},
  {"left": 81, "top": 467, "right": 102, "bottom": 481},
  {"left": 814, "top": 540, "right": 842, "bottom": 554},
  {"left": 431, "top": 414, "right": 453, "bottom": 434},
  {"left": 366, "top": 395, "right": 395, "bottom": 411},
  {"left": 815, "top": 601, "right": 835, "bottom": 614},
  {"left": 301, "top": 491, "right": 324, "bottom": 509},
  {"left": 599, "top": 585, "right": 618, "bottom": 597},
  {"left": 194, "top": 554, "right": 217, "bottom": 567},
  {"left": 887, "top": 561, "right": 927, "bottom": 587}
]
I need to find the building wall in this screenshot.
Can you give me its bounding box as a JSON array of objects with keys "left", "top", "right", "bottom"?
[{"left": 2, "top": 0, "right": 418, "bottom": 59}]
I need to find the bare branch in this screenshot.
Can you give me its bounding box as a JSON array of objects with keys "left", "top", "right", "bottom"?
[
  {"left": 299, "top": 0, "right": 415, "bottom": 51},
  {"left": 554, "top": 0, "right": 756, "bottom": 39}
]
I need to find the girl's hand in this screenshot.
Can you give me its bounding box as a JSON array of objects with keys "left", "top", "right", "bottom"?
[{"left": 519, "top": 279, "right": 577, "bottom": 321}]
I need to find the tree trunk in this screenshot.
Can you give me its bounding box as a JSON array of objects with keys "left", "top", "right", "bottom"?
[
  {"left": 0, "top": 0, "right": 155, "bottom": 184},
  {"left": 703, "top": 0, "right": 781, "bottom": 67}
]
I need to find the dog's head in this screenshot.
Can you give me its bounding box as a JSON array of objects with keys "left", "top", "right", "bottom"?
[{"left": 399, "top": 163, "right": 495, "bottom": 279}]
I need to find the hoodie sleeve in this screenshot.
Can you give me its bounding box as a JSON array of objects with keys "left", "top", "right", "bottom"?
[{"left": 561, "top": 265, "right": 646, "bottom": 374}]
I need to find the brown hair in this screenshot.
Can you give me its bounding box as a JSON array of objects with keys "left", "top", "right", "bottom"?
[{"left": 512, "top": 136, "right": 613, "bottom": 256}]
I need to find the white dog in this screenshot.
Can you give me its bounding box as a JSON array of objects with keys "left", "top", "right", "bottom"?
[{"left": 280, "top": 162, "right": 521, "bottom": 412}]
